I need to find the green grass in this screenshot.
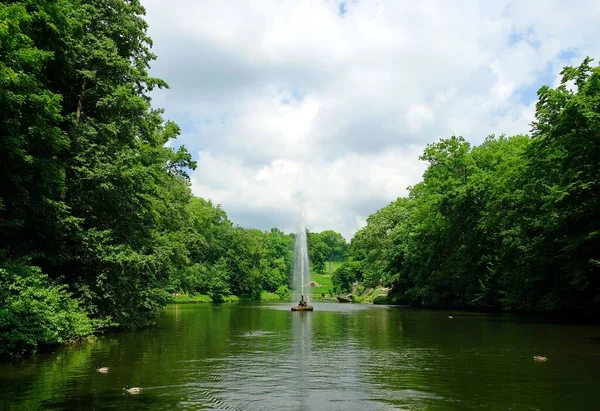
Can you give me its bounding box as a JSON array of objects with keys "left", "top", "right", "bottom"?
[
  {"left": 309, "top": 273, "right": 333, "bottom": 295},
  {"left": 323, "top": 260, "right": 344, "bottom": 274},
  {"left": 260, "top": 291, "right": 281, "bottom": 301},
  {"left": 309, "top": 262, "right": 343, "bottom": 296},
  {"left": 171, "top": 294, "right": 213, "bottom": 304},
  {"left": 311, "top": 273, "right": 333, "bottom": 286},
  {"left": 171, "top": 292, "right": 279, "bottom": 304}
]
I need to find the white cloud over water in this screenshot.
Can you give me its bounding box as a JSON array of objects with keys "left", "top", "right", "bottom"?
[{"left": 142, "top": 0, "right": 600, "bottom": 238}]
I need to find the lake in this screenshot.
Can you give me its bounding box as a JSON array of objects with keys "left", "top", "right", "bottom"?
[{"left": 1, "top": 302, "right": 599, "bottom": 410}]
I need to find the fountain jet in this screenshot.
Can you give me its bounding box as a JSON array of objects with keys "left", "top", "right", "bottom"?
[{"left": 292, "top": 209, "right": 313, "bottom": 311}]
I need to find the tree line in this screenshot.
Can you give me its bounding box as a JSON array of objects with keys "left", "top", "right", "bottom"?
[
  {"left": 0, "top": 0, "right": 299, "bottom": 357},
  {"left": 334, "top": 58, "right": 600, "bottom": 315},
  {"left": 307, "top": 230, "right": 348, "bottom": 273}
]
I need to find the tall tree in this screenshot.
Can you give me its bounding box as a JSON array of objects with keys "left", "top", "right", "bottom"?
[
  {"left": 0, "top": 1, "right": 70, "bottom": 264},
  {"left": 521, "top": 58, "right": 600, "bottom": 312}
]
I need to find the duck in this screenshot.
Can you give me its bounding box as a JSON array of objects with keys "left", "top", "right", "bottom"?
[
  {"left": 96, "top": 366, "right": 109, "bottom": 373},
  {"left": 123, "top": 386, "right": 142, "bottom": 394},
  {"left": 533, "top": 355, "right": 548, "bottom": 362}
]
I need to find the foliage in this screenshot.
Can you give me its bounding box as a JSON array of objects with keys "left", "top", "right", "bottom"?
[
  {"left": 309, "top": 271, "right": 334, "bottom": 296},
  {"left": 260, "top": 291, "right": 281, "bottom": 301},
  {"left": 346, "top": 58, "right": 600, "bottom": 314},
  {"left": 518, "top": 57, "right": 600, "bottom": 312},
  {"left": 307, "top": 230, "right": 348, "bottom": 273},
  {"left": 170, "top": 202, "right": 294, "bottom": 301},
  {"left": 332, "top": 260, "right": 362, "bottom": 293},
  {"left": 0, "top": 0, "right": 295, "bottom": 357},
  {"left": 275, "top": 284, "right": 291, "bottom": 300},
  {"left": 0, "top": 263, "right": 92, "bottom": 357},
  {"left": 171, "top": 294, "right": 213, "bottom": 304},
  {"left": 3, "top": 0, "right": 596, "bottom": 357}
]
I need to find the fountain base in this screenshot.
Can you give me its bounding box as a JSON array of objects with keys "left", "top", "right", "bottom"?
[
  {"left": 292, "top": 295, "right": 312, "bottom": 311},
  {"left": 291, "top": 305, "right": 314, "bottom": 311}
]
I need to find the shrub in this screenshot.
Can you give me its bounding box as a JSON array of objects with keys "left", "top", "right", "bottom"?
[
  {"left": 0, "top": 263, "right": 93, "bottom": 357},
  {"left": 275, "top": 284, "right": 291, "bottom": 300}
]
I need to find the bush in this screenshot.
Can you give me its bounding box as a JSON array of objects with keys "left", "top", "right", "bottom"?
[
  {"left": 275, "top": 284, "right": 291, "bottom": 300},
  {"left": 260, "top": 291, "right": 281, "bottom": 301},
  {"left": 0, "top": 263, "right": 93, "bottom": 357},
  {"left": 332, "top": 261, "right": 361, "bottom": 293}
]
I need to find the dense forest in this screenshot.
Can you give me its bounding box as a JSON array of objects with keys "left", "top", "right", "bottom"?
[
  {"left": 0, "top": 0, "right": 309, "bottom": 357},
  {"left": 334, "top": 58, "right": 600, "bottom": 315},
  {"left": 2, "top": 0, "right": 598, "bottom": 359}
]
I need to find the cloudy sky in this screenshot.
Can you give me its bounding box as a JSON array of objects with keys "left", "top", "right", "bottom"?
[{"left": 142, "top": 0, "right": 600, "bottom": 239}]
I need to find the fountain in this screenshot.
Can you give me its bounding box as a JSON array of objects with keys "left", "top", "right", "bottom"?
[{"left": 291, "top": 210, "right": 314, "bottom": 312}]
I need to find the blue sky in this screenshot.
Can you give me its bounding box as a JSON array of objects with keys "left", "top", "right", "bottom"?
[{"left": 143, "top": 0, "right": 600, "bottom": 238}]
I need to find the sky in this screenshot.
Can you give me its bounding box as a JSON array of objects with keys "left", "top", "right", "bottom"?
[{"left": 141, "top": 0, "right": 600, "bottom": 239}]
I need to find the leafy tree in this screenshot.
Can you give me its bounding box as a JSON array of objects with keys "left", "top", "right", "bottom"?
[
  {"left": 0, "top": 1, "right": 70, "bottom": 265},
  {"left": 308, "top": 230, "right": 348, "bottom": 274},
  {"left": 0, "top": 263, "right": 92, "bottom": 357},
  {"left": 204, "top": 258, "right": 231, "bottom": 303},
  {"left": 319, "top": 230, "right": 348, "bottom": 271},
  {"left": 332, "top": 260, "right": 362, "bottom": 293},
  {"left": 0, "top": 0, "right": 299, "bottom": 357},
  {"left": 347, "top": 57, "right": 600, "bottom": 316},
  {"left": 519, "top": 57, "right": 600, "bottom": 312},
  {"left": 262, "top": 228, "right": 294, "bottom": 291}
]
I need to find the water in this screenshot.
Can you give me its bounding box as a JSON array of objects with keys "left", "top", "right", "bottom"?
[
  {"left": 292, "top": 211, "right": 310, "bottom": 304},
  {"left": 1, "top": 303, "right": 600, "bottom": 410}
]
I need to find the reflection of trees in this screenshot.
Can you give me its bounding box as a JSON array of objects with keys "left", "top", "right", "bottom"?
[
  {"left": 2, "top": 305, "right": 599, "bottom": 410},
  {"left": 0, "top": 337, "right": 118, "bottom": 410}
]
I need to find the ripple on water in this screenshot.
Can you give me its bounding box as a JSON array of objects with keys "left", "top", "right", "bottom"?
[{"left": 2, "top": 303, "right": 600, "bottom": 410}]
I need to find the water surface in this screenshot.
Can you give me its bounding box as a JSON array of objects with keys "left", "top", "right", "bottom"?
[{"left": 1, "top": 302, "right": 599, "bottom": 410}]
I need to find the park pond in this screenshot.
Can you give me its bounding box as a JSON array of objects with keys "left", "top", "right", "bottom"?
[{"left": 1, "top": 302, "right": 599, "bottom": 410}]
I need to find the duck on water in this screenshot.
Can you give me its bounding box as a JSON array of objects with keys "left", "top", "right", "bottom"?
[{"left": 123, "top": 386, "right": 142, "bottom": 394}]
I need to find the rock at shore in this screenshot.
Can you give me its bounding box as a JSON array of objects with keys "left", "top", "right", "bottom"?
[{"left": 336, "top": 294, "right": 354, "bottom": 303}]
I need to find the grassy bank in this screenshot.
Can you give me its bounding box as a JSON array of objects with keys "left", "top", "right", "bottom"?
[
  {"left": 170, "top": 291, "right": 284, "bottom": 304},
  {"left": 307, "top": 260, "right": 343, "bottom": 298},
  {"left": 310, "top": 272, "right": 333, "bottom": 296},
  {"left": 171, "top": 261, "right": 347, "bottom": 305}
]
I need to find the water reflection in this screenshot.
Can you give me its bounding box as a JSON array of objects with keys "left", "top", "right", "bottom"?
[
  {"left": 292, "top": 311, "right": 311, "bottom": 410},
  {"left": 1, "top": 303, "right": 599, "bottom": 410}
]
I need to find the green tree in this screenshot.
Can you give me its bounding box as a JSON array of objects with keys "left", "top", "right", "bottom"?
[
  {"left": 307, "top": 230, "right": 348, "bottom": 274},
  {"left": 319, "top": 230, "right": 348, "bottom": 272},
  {"left": 307, "top": 232, "right": 327, "bottom": 273},
  {"left": 0, "top": 1, "right": 70, "bottom": 265},
  {"left": 518, "top": 57, "right": 600, "bottom": 312},
  {"left": 205, "top": 258, "right": 231, "bottom": 303},
  {"left": 346, "top": 57, "right": 600, "bottom": 316}
]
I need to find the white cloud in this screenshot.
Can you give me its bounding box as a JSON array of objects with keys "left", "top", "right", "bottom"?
[
  {"left": 142, "top": 0, "right": 600, "bottom": 237},
  {"left": 191, "top": 147, "right": 425, "bottom": 239}
]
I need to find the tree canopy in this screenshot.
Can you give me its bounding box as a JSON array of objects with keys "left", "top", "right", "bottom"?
[
  {"left": 0, "top": 0, "right": 294, "bottom": 357},
  {"left": 336, "top": 58, "right": 600, "bottom": 315},
  {"left": 2, "top": 0, "right": 598, "bottom": 358},
  {"left": 307, "top": 230, "right": 348, "bottom": 273}
]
